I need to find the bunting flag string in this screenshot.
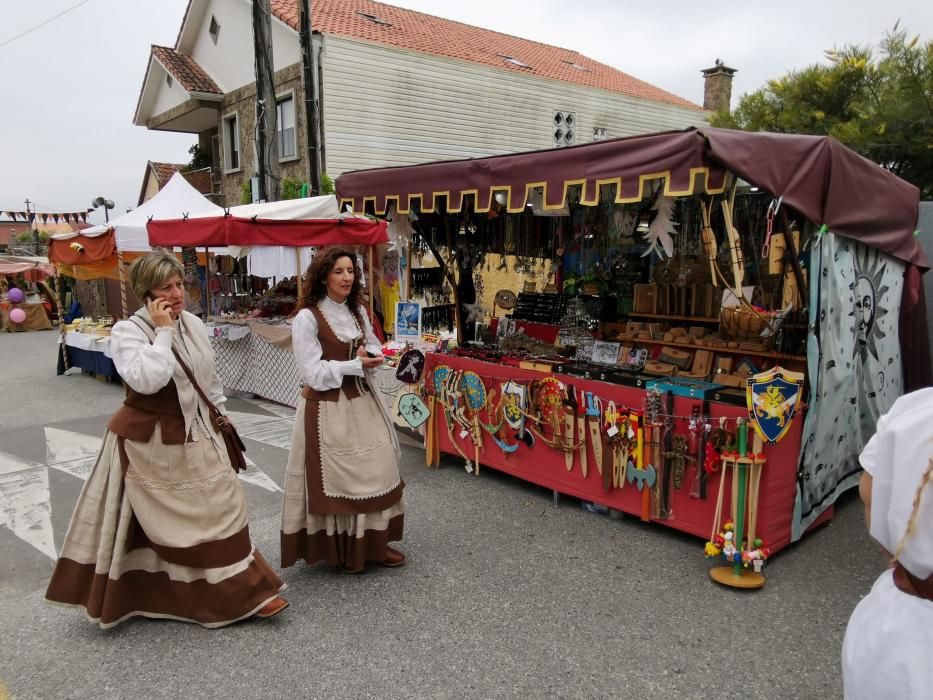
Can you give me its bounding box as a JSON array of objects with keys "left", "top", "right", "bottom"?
[{"left": 2, "top": 209, "right": 91, "bottom": 223}]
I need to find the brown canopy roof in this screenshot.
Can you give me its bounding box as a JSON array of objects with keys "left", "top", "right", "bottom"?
[{"left": 336, "top": 127, "right": 926, "bottom": 270}]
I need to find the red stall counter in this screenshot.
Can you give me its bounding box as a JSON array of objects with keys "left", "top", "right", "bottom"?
[{"left": 423, "top": 352, "right": 824, "bottom": 554}]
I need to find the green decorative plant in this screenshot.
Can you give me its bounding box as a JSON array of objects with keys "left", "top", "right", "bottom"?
[
  {"left": 240, "top": 179, "right": 252, "bottom": 205},
  {"left": 280, "top": 177, "right": 303, "bottom": 200}
]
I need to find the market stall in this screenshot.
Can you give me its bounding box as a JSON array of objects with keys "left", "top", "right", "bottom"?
[
  {"left": 1, "top": 256, "right": 55, "bottom": 331},
  {"left": 47, "top": 227, "right": 122, "bottom": 379},
  {"left": 336, "top": 126, "right": 929, "bottom": 574},
  {"left": 146, "top": 201, "right": 390, "bottom": 407}
]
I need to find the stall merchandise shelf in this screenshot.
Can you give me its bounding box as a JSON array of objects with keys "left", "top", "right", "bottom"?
[
  {"left": 614, "top": 336, "right": 806, "bottom": 363},
  {"left": 626, "top": 312, "right": 719, "bottom": 323}
]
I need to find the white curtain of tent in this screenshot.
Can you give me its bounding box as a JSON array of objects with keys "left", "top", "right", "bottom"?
[{"left": 226, "top": 195, "right": 341, "bottom": 279}]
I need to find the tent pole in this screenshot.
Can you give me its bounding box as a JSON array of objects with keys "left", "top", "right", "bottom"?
[
  {"left": 54, "top": 267, "right": 69, "bottom": 371},
  {"left": 116, "top": 251, "right": 128, "bottom": 319},
  {"left": 204, "top": 246, "right": 211, "bottom": 318},
  {"left": 368, "top": 247, "right": 375, "bottom": 316},
  {"left": 296, "top": 248, "right": 303, "bottom": 303}
]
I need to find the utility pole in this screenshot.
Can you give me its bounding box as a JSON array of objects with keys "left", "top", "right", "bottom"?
[
  {"left": 298, "top": 0, "right": 322, "bottom": 193},
  {"left": 25, "top": 198, "right": 39, "bottom": 254},
  {"left": 251, "top": 0, "right": 280, "bottom": 202}
]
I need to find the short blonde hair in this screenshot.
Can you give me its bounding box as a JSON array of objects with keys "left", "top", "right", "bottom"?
[{"left": 129, "top": 250, "right": 185, "bottom": 301}]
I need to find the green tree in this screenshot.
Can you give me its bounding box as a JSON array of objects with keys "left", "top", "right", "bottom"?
[
  {"left": 187, "top": 144, "right": 211, "bottom": 170},
  {"left": 713, "top": 25, "right": 932, "bottom": 196}
]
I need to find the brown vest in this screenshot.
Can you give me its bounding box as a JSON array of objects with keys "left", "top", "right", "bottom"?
[
  {"left": 108, "top": 380, "right": 187, "bottom": 444},
  {"left": 300, "top": 305, "right": 370, "bottom": 403}
]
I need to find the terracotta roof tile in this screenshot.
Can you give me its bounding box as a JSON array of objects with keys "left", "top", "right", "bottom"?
[
  {"left": 150, "top": 161, "right": 183, "bottom": 186},
  {"left": 151, "top": 45, "right": 221, "bottom": 95},
  {"left": 269, "top": 0, "right": 700, "bottom": 109}
]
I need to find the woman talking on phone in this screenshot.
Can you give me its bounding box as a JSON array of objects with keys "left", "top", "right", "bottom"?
[
  {"left": 46, "top": 251, "right": 287, "bottom": 628},
  {"left": 280, "top": 247, "right": 405, "bottom": 574}
]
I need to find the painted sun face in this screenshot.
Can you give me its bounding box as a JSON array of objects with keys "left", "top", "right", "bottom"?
[
  {"left": 853, "top": 276, "right": 876, "bottom": 336},
  {"left": 848, "top": 249, "right": 889, "bottom": 364}
]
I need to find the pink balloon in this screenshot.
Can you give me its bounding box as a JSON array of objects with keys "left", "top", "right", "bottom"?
[{"left": 10, "top": 308, "right": 26, "bottom": 324}]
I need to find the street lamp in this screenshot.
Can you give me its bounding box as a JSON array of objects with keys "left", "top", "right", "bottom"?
[{"left": 91, "top": 196, "right": 115, "bottom": 223}]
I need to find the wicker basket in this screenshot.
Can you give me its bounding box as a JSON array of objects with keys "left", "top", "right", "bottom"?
[{"left": 719, "top": 306, "right": 776, "bottom": 345}]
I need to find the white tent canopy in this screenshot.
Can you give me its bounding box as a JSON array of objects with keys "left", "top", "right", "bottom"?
[
  {"left": 226, "top": 195, "right": 339, "bottom": 220},
  {"left": 223, "top": 195, "right": 341, "bottom": 279},
  {"left": 111, "top": 172, "right": 223, "bottom": 252}
]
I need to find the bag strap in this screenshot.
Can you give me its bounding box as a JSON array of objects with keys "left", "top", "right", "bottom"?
[{"left": 132, "top": 315, "right": 222, "bottom": 417}]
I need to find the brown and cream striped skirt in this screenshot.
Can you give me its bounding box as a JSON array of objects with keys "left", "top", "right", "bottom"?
[
  {"left": 280, "top": 390, "right": 404, "bottom": 570},
  {"left": 45, "top": 422, "right": 284, "bottom": 629}
]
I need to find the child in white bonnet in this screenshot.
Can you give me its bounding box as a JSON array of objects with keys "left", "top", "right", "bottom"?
[{"left": 842, "top": 387, "right": 933, "bottom": 699}]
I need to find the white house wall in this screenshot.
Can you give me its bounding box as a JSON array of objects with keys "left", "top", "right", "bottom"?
[
  {"left": 151, "top": 63, "right": 197, "bottom": 116},
  {"left": 184, "top": 0, "right": 300, "bottom": 95},
  {"left": 320, "top": 36, "right": 708, "bottom": 177}
]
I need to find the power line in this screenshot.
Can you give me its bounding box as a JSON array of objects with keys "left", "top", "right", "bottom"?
[{"left": 0, "top": 0, "right": 92, "bottom": 50}]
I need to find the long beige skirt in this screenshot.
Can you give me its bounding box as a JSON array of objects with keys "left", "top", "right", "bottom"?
[
  {"left": 45, "top": 420, "right": 285, "bottom": 629},
  {"left": 280, "top": 391, "right": 405, "bottom": 569}
]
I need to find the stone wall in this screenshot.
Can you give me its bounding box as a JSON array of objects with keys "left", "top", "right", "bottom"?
[{"left": 219, "top": 63, "right": 308, "bottom": 206}]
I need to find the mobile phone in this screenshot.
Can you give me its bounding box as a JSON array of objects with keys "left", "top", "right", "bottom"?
[{"left": 365, "top": 351, "right": 377, "bottom": 358}]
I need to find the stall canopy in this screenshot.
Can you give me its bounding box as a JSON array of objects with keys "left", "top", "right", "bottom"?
[
  {"left": 0, "top": 255, "right": 55, "bottom": 281},
  {"left": 147, "top": 196, "right": 388, "bottom": 248},
  {"left": 48, "top": 227, "right": 121, "bottom": 281},
  {"left": 336, "top": 126, "right": 930, "bottom": 389},
  {"left": 336, "top": 126, "right": 926, "bottom": 272},
  {"left": 146, "top": 194, "right": 388, "bottom": 280}
]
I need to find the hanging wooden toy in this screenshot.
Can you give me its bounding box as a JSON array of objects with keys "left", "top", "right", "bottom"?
[
  {"left": 460, "top": 370, "right": 487, "bottom": 476},
  {"left": 706, "top": 419, "right": 767, "bottom": 589},
  {"left": 585, "top": 392, "right": 603, "bottom": 477}
]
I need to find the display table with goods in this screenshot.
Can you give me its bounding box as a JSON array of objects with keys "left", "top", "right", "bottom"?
[
  {"left": 205, "top": 316, "right": 303, "bottom": 408},
  {"left": 338, "top": 126, "right": 930, "bottom": 585},
  {"left": 56, "top": 319, "right": 120, "bottom": 381}
]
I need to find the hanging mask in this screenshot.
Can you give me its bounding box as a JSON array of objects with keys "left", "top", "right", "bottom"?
[{"left": 395, "top": 349, "right": 426, "bottom": 384}]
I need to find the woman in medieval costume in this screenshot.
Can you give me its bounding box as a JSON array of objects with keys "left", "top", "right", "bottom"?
[
  {"left": 46, "top": 251, "right": 287, "bottom": 628},
  {"left": 280, "top": 247, "right": 405, "bottom": 574},
  {"left": 842, "top": 387, "right": 933, "bottom": 698}
]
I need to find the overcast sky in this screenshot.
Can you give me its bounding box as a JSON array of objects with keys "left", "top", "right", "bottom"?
[{"left": 1, "top": 0, "right": 929, "bottom": 224}]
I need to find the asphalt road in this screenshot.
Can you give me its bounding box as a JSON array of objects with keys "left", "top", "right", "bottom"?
[{"left": 0, "top": 329, "right": 884, "bottom": 699}]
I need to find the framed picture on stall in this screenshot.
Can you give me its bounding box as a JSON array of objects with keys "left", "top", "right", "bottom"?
[
  {"left": 591, "top": 340, "right": 621, "bottom": 365},
  {"left": 395, "top": 301, "right": 422, "bottom": 342}
]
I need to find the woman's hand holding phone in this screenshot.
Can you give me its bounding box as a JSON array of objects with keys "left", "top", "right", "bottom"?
[
  {"left": 148, "top": 297, "right": 174, "bottom": 328},
  {"left": 357, "top": 344, "right": 384, "bottom": 369}
]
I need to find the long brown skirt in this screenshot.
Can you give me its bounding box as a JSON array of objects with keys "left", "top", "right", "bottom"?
[
  {"left": 280, "top": 390, "right": 404, "bottom": 570},
  {"left": 45, "top": 423, "right": 285, "bottom": 629}
]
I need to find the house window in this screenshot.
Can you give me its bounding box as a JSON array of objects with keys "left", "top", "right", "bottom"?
[
  {"left": 356, "top": 12, "right": 391, "bottom": 26},
  {"left": 593, "top": 127, "right": 608, "bottom": 141},
  {"left": 223, "top": 113, "right": 239, "bottom": 171},
  {"left": 166, "top": 73, "right": 173, "bottom": 88},
  {"left": 276, "top": 95, "right": 296, "bottom": 160},
  {"left": 209, "top": 15, "right": 220, "bottom": 43},
  {"left": 561, "top": 59, "right": 591, "bottom": 72},
  {"left": 497, "top": 53, "right": 531, "bottom": 69}
]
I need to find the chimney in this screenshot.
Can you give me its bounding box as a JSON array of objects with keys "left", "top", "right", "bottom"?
[{"left": 701, "top": 59, "right": 738, "bottom": 113}]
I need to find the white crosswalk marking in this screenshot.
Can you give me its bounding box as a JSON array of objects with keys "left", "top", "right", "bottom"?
[{"left": 0, "top": 399, "right": 293, "bottom": 560}]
